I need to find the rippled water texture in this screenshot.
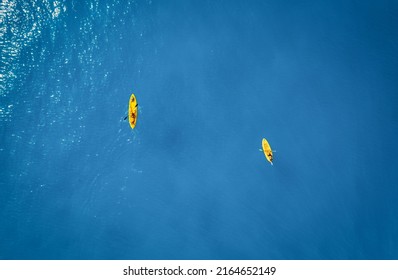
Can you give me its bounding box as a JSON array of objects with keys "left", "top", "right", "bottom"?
[{"left": 1, "top": 0, "right": 398, "bottom": 259}]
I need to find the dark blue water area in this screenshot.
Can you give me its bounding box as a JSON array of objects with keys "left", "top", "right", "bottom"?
[{"left": 1, "top": 0, "right": 397, "bottom": 259}]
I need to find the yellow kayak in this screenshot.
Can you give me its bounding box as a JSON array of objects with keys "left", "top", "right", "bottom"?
[
  {"left": 262, "top": 138, "right": 273, "bottom": 165},
  {"left": 128, "top": 93, "right": 138, "bottom": 129}
]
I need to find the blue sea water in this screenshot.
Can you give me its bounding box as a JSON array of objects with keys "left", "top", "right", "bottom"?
[{"left": 1, "top": 0, "right": 398, "bottom": 260}]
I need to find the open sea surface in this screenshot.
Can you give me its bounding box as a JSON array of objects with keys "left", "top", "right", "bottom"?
[{"left": 1, "top": 0, "right": 397, "bottom": 259}]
